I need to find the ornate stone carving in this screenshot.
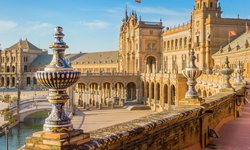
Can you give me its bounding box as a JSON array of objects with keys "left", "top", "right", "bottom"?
[
  {"left": 220, "top": 56, "right": 234, "bottom": 89},
  {"left": 36, "top": 27, "right": 80, "bottom": 132},
  {"left": 182, "top": 49, "right": 202, "bottom": 99}
]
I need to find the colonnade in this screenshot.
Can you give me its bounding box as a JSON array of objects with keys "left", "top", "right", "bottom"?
[
  {"left": 141, "top": 81, "right": 176, "bottom": 111},
  {"left": 76, "top": 82, "right": 138, "bottom": 109}
]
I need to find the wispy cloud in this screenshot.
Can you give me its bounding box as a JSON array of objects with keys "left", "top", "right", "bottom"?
[
  {"left": 0, "top": 20, "right": 17, "bottom": 33},
  {"left": 79, "top": 20, "right": 109, "bottom": 29},
  {"left": 31, "top": 22, "right": 53, "bottom": 30}
]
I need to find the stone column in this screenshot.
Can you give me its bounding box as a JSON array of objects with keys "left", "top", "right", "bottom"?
[
  {"left": 111, "top": 83, "right": 114, "bottom": 108},
  {"left": 154, "top": 83, "right": 157, "bottom": 111},
  {"left": 167, "top": 84, "right": 171, "bottom": 111},
  {"left": 148, "top": 82, "right": 152, "bottom": 107},
  {"left": 155, "top": 61, "right": 158, "bottom": 73},
  {"left": 136, "top": 88, "right": 139, "bottom": 103},
  {"left": 144, "top": 82, "right": 148, "bottom": 105},
  {"left": 124, "top": 88, "right": 127, "bottom": 103}
]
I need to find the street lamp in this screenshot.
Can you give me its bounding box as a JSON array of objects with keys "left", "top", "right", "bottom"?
[
  {"left": 16, "top": 77, "right": 21, "bottom": 122},
  {"left": 4, "top": 126, "right": 9, "bottom": 150}
]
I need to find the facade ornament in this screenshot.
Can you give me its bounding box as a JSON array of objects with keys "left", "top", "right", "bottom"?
[
  {"left": 236, "top": 42, "right": 240, "bottom": 50},
  {"left": 182, "top": 49, "right": 202, "bottom": 99},
  {"left": 228, "top": 45, "right": 231, "bottom": 52},
  {"left": 36, "top": 27, "right": 81, "bottom": 132},
  {"left": 234, "top": 60, "right": 246, "bottom": 87},
  {"left": 220, "top": 56, "right": 234, "bottom": 90},
  {"left": 245, "top": 40, "right": 249, "bottom": 48}
]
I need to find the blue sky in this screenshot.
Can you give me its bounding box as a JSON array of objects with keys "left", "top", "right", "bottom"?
[{"left": 0, "top": 0, "right": 249, "bottom": 53}]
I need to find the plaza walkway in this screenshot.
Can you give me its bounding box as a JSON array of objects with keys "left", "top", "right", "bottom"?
[
  {"left": 204, "top": 103, "right": 250, "bottom": 150},
  {"left": 80, "top": 108, "right": 155, "bottom": 132}
]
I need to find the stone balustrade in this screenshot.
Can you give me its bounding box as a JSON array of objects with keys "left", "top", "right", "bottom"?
[
  {"left": 21, "top": 86, "right": 246, "bottom": 149},
  {"left": 75, "top": 87, "right": 244, "bottom": 150}
]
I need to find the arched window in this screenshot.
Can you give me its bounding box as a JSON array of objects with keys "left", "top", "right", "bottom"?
[
  {"left": 12, "top": 66, "right": 15, "bottom": 72},
  {"left": 184, "top": 37, "right": 187, "bottom": 48},
  {"left": 179, "top": 38, "right": 183, "bottom": 48},
  {"left": 175, "top": 39, "right": 178, "bottom": 49},
  {"left": 24, "top": 65, "right": 28, "bottom": 72},
  {"left": 146, "top": 56, "right": 157, "bottom": 73},
  {"left": 6, "top": 66, "right": 10, "bottom": 72}
]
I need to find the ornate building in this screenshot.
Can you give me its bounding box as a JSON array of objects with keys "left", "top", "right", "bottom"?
[
  {"left": 1, "top": 0, "right": 250, "bottom": 112},
  {"left": 74, "top": 0, "right": 250, "bottom": 111},
  {"left": 0, "top": 39, "right": 45, "bottom": 89}
]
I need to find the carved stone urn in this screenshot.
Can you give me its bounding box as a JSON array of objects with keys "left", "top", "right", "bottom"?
[
  {"left": 36, "top": 26, "right": 80, "bottom": 132},
  {"left": 220, "top": 56, "right": 234, "bottom": 89},
  {"left": 182, "top": 49, "right": 202, "bottom": 99}
]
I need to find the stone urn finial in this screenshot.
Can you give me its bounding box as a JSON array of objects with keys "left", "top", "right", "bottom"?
[
  {"left": 220, "top": 56, "right": 234, "bottom": 89},
  {"left": 36, "top": 26, "right": 81, "bottom": 133},
  {"left": 234, "top": 60, "right": 245, "bottom": 86},
  {"left": 182, "top": 49, "right": 202, "bottom": 99}
]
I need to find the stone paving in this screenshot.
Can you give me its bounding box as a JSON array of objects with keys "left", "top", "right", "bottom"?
[
  {"left": 79, "top": 108, "right": 155, "bottom": 132},
  {"left": 204, "top": 103, "right": 250, "bottom": 150}
]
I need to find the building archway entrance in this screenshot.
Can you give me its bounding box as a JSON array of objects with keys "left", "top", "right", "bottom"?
[{"left": 127, "top": 82, "right": 136, "bottom": 101}]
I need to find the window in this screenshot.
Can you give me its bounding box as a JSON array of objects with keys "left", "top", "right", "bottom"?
[
  {"left": 210, "top": 2, "right": 213, "bottom": 8},
  {"left": 164, "top": 41, "right": 166, "bottom": 49},
  {"left": 24, "top": 65, "right": 28, "bottom": 72},
  {"left": 6, "top": 66, "right": 10, "bottom": 72}
]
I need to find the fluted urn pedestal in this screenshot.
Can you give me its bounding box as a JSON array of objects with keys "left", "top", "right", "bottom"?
[
  {"left": 220, "top": 56, "right": 235, "bottom": 92},
  {"left": 20, "top": 27, "right": 90, "bottom": 150},
  {"left": 179, "top": 49, "right": 204, "bottom": 106}
]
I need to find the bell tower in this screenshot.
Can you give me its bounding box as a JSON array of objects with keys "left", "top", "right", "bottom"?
[{"left": 191, "top": 0, "right": 222, "bottom": 71}]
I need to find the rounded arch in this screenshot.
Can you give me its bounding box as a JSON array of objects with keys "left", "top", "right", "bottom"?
[
  {"left": 115, "top": 82, "right": 124, "bottom": 98},
  {"left": 170, "top": 85, "right": 176, "bottom": 105},
  {"left": 12, "top": 66, "right": 15, "bottom": 72},
  {"left": 164, "top": 84, "right": 168, "bottom": 104},
  {"left": 127, "top": 82, "right": 136, "bottom": 100},
  {"left": 146, "top": 56, "right": 156, "bottom": 73},
  {"left": 12, "top": 77, "right": 15, "bottom": 87},
  {"left": 208, "top": 92, "right": 212, "bottom": 97},
  {"left": 77, "top": 83, "right": 86, "bottom": 92}
]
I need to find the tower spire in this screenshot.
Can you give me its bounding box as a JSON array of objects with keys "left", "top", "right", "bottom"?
[{"left": 125, "top": 5, "right": 128, "bottom": 21}]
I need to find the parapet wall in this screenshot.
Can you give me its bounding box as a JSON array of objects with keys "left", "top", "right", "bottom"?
[{"left": 79, "top": 88, "right": 245, "bottom": 150}]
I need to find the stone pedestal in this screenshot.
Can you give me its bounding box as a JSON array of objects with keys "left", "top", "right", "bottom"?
[{"left": 20, "top": 130, "right": 90, "bottom": 150}]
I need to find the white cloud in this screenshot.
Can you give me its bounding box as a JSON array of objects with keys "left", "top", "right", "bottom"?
[
  {"left": 0, "top": 20, "right": 17, "bottom": 33},
  {"left": 80, "top": 20, "right": 109, "bottom": 29}
]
